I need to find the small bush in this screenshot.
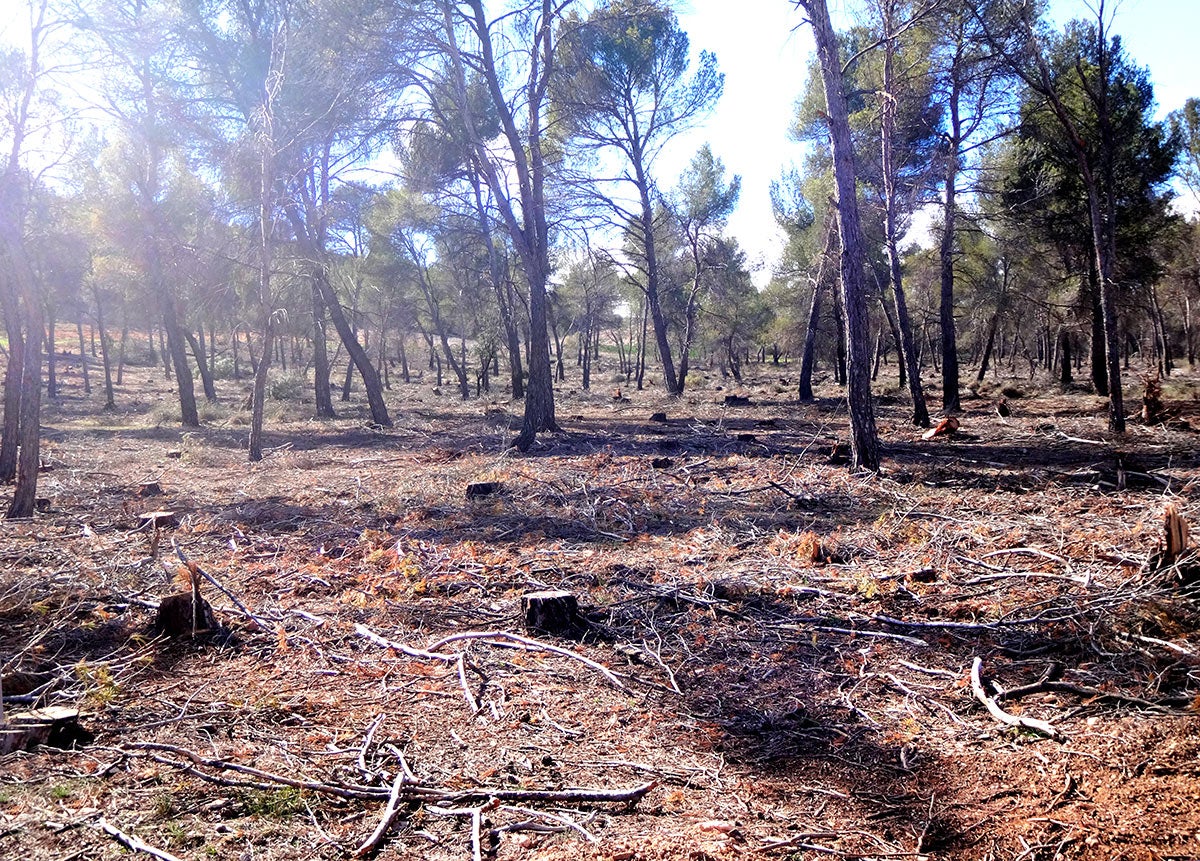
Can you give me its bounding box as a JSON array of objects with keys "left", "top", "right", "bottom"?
[
  {"left": 269, "top": 372, "right": 308, "bottom": 401},
  {"left": 121, "top": 346, "right": 159, "bottom": 368},
  {"left": 211, "top": 356, "right": 237, "bottom": 380}
]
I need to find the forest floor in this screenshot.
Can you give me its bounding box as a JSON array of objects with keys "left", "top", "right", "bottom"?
[{"left": 3, "top": 356, "right": 1200, "bottom": 861}]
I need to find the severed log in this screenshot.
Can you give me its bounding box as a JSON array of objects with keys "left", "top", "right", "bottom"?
[
  {"left": 1163, "top": 502, "right": 1189, "bottom": 566},
  {"left": 521, "top": 590, "right": 583, "bottom": 637},
  {"left": 153, "top": 591, "right": 215, "bottom": 639}
]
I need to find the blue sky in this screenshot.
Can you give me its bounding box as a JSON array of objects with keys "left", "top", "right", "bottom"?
[{"left": 670, "top": 0, "right": 1200, "bottom": 277}]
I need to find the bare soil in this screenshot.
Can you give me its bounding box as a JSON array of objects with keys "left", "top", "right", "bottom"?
[{"left": 3, "top": 358, "right": 1200, "bottom": 861}]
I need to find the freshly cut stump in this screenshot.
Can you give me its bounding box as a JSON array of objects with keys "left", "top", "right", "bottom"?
[
  {"left": 522, "top": 590, "right": 582, "bottom": 636},
  {"left": 0, "top": 707, "right": 91, "bottom": 754}
]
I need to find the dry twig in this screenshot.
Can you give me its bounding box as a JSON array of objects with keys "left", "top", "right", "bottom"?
[{"left": 970, "top": 658, "right": 1061, "bottom": 740}]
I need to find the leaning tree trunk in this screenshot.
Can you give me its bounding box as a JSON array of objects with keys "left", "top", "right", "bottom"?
[
  {"left": 161, "top": 294, "right": 199, "bottom": 426},
  {"left": 304, "top": 253, "right": 388, "bottom": 429},
  {"left": 184, "top": 330, "right": 217, "bottom": 402},
  {"left": 802, "top": 0, "right": 880, "bottom": 470},
  {"left": 634, "top": 161, "right": 679, "bottom": 395}
]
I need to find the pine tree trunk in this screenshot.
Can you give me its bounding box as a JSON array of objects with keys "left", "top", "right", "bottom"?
[
  {"left": 311, "top": 283, "right": 335, "bottom": 417},
  {"left": 185, "top": 329, "right": 217, "bottom": 402},
  {"left": 44, "top": 306, "right": 56, "bottom": 400},
  {"left": 940, "top": 79, "right": 962, "bottom": 413},
  {"left": 804, "top": 0, "right": 879, "bottom": 469},
  {"left": 76, "top": 319, "right": 91, "bottom": 395}
]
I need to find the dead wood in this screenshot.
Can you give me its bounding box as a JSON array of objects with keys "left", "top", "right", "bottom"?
[
  {"left": 1150, "top": 502, "right": 1200, "bottom": 586},
  {"left": 423, "top": 630, "right": 627, "bottom": 690},
  {"left": 152, "top": 591, "right": 215, "bottom": 638},
  {"left": 354, "top": 770, "right": 411, "bottom": 857},
  {"left": 922, "top": 416, "right": 960, "bottom": 440},
  {"left": 521, "top": 589, "right": 583, "bottom": 636},
  {"left": 1141, "top": 374, "right": 1164, "bottom": 424},
  {"left": 94, "top": 817, "right": 184, "bottom": 861},
  {"left": 138, "top": 510, "right": 177, "bottom": 530},
  {"left": 122, "top": 741, "right": 655, "bottom": 806},
  {"left": 970, "top": 657, "right": 1061, "bottom": 739},
  {"left": 466, "top": 481, "right": 502, "bottom": 498},
  {"left": 0, "top": 707, "right": 89, "bottom": 754},
  {"left": 171, "top": 539, "right": 271, "bottom": 630}
]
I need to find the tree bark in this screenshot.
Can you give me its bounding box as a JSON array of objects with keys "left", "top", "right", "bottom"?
[
  {"left": 880, "top": 8, "right": 929, "bottom": 427},
  {"left": 311, "top": 282, "right": 335, "bottom": 417},
  {"left": 939, "top": 68, "right": 962, "bottom": 413},
  {"left": 184, "top": 329, "right": 217, "bottom": 401},
  {"left": 0, "top": 283, "right": 23, "bottom": 484},
  {"left": 802, "top": 0, "right": 880, "bottom": 470},
  {"left": 44, "top": 305, "right": 56, "bottom": 400},
  {"left": 798, "top": 214, "right": 836, "bottom": 401},
  {"left": 75, "top": 318, "right": 91, "bottom": 395}
]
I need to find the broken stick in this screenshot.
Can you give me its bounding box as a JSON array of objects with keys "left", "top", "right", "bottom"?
[
  {"left": 94, "top": 817, "right": 184, "bottom": 861},
  {"left": 970, "top": 657, "right": 1060, "bottom": 740}
]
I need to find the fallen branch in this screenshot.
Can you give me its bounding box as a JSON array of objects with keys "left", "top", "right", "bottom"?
[
  {"left": 996, "top": 678, "right": 1182, "bottom": 711},
  {"left": 122, "top": 741, "right": 655, "bottom": 806},
  {"left": 124, "top": 742, "right": 402, "bottom": 801},
  {"left": 171, "top": 539, "right": 272, "bottom": 631},
  {"left": 355, "top": 771, "right": 410, "bottom": 857},
  {"left": 94, "top": 817, "right": 184, "bottom": 861},
  {"left": 424, "top": 631, "right": 626, "bottom": 690},
  {"left": 970, "top": 658, "right": 1061, "bottom": 740},
  {"left": 354, "top": 624, "right": 458, "bottom": 661},
  {"left": 499, "top": 805, "right": 599, "bottom": 843},
  {"left": 426, "top": 804, "right": 488, "bottom": 861}
]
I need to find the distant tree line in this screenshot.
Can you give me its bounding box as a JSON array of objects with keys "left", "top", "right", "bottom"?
[{"left": 0, "top": 0, "right": 1196, "bottom": 508}]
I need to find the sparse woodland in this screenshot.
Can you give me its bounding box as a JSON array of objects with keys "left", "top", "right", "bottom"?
[{"left": 3, "top": 1, "right": 1200, "bottom": 859}]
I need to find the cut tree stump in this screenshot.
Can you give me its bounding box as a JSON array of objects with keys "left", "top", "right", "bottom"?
[
  {"left": 466, "top": 481, "right": 502, "bottom": 499},
  {"left": 140, "top": 510, "right": 178, "bottom": 529},
  {"left": 522, "top": 590, "right": 583, "bottom": 636},
  {"left": 1152, "top": 502, "right": 1200, "bottom": 588},
  {"left": 0, "top": 707, "right": 91, "bottom": 754},
  {"left": 649, "top": 412, "right": 668, "bottom": 423},
  {"left": 724, "top": 395, "right": 752, "bottom": 407},
  {"left": 154, "top": 592, "right": 216, "bottom": 638},
  {"left": 137, "top": 481, "right": 163, "bottom": 497}
]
